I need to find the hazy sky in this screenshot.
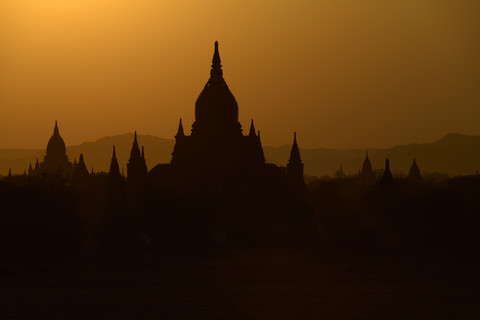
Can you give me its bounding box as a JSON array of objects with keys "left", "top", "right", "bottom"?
[{"left": 1, "top": 0, "right": 479, "bottom": 149}]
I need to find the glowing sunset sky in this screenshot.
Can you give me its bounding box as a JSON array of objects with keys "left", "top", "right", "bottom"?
[{"left": 1, "top": 0, "right": 479, "bottom": 149}]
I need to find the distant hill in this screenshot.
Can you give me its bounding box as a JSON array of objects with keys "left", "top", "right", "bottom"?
[
  {"left": 265, "top": 133, "right": 480, "bottom": 177},
  {"left": 1, "top": 133, "right": 479, "bottom": 177}
]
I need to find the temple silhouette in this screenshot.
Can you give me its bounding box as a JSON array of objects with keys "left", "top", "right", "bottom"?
[
  {"left": 148, "top": 41, "right": 303, "bottom": 186},
  {"left": 21, "top": 41, "right": 308, "bottom": 249},
  {"left": 33, "top": 121, "right": 74, "bottom": 177},
  {"left": 141, "top": 42, "right": 306, "bottom": 247},
  {"left": 14, "top": 42, "right": 436, "bottom": 249}
]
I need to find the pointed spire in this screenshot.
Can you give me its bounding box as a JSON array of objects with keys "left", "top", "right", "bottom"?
[
  {"left": 133, "top": 131, "right": 139, "bottom": 149},
  {"left": 127, "top": 132, "right": 147, "bottom": 181},
  {"left": 380, "top": 157, "right": 394, "bottom": 185},
  {"left": 361, "top": 150, "right": 373, "bottom": 175},
  {"left": 34, "top": 158, "right": 40, "bottom": 174},
  {"left": 288, "top": 132, "right": 302, "bottom": 165},
  {"left": 53, "top": 120, "right": 59, "bottom": 136},
  {"left": 176, "top": 118, "right": 184, "bottom": 137},
  {"left": 129, "top": 131, "right": 141, "bottom": 161},
  {"left": 249, "top": 119, "right": 256, "bottom": 136},
  {"left": 209, "top": 41, "right": 224, "bottom": 83},
  {"left": 28, "top": 163, "right": 34, "bottom": 176},
  {"left": 72, "top": 153, "right": 89, "bottom": 181},
  {"left": 408, "top": 157, "right": 422, "bottom": 182},
  {"left": 287, "top": 132, "right": 304, "bottom": 185},
  {"left": 110, "top": 146, "right": 120, "bottom": 176}
]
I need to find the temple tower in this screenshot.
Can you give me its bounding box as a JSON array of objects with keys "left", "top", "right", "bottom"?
[
  {"left": 359, "top": 151, "right": 376, "bottom": 185},
  {"left": 72, "top": 153, "right": 89, "bottom": 182},
  {"left": 287, "top": 132, "right": 304, "bottom": 185},
  {"left": 191, "top": 41, "right": 242, "bottom": 138},
  {"left": 380, "top": 158, "right": 394, "bottom": 185},
  {"left": 127, "top": 131, "right": 147, "bottom": 182},
  {"left": 40, "top": 121, "right": 73, "bottom": 176},
  {"left": 170, "top": 42, "right": 265, "bottom": 167},
  {"left": 408, "top": 157, "right": 422, "bottom": 182}
]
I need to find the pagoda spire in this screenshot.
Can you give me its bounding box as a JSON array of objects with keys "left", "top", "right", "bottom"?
[
  {"left": 176, "top": 118, "right": 184, "bottom": 137},
  {"left": 408, "top": 157, "right": 422, "bottom": 182},
  {"left": 129, "top": 131, "right": 141, "bottom": 161},
  {"left": 249, "top": 119, "right": 256, "bottom": 136},
  {"left": 53, "top": 120, "right": 59, "bottom": 136},
  {"left": 380, "top": 157, "right": 394, "bottom": 185},
  {"left": 127, "top": 131, "right": 147, "bottom": 181},
  {"left": 287, "top": 132, "right": 304, "bottom": 186},
  {"left": 110, "top": 146, "right": 120, "bottom": 176},
  {"left": 362, "top": 150, "right": 373, "bottom": 174},
  {"left": 288, "top": 132, "right": 302, "bottom": 164},
  {"left": 210, "top": 41, "right": 223, "bottom": 82},
  {"left": 72, "top": 153, "right": 89, "bottom": 181}
]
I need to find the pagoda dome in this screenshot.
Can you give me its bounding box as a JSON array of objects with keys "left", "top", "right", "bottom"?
[
  {"left": 193, "top": 41, "right": 241, "bottom": 136},
  {"left": 46, "top": 121, "right": 67, "bottom": 158}
]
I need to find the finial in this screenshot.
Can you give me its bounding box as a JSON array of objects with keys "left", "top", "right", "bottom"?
[
  {"left": 385, "top": 158, "right": 390, "bottom": 170},
  {"left": 91, "top": 167, "right": 94, "bottom": 174},
  {"left": 54, "top": 120, "right": 59, "bottom": 136},
  {"left": 112, "top": 145, "right": 116, "bottom": 158},
  {"left": 293, "top": 132, "right": 297, "bottom": 145},
  {"left": 210, "top": 41, "right": 223, "bottom": 80},
  {"left": 79, "top": 153, "right": 84, "bottom": 162},
  {"left": 8, "top": 168, "right": 12, "bottom": 177},
  {"left": 249, "top": 119, "right": 256, "bottom": 136}
]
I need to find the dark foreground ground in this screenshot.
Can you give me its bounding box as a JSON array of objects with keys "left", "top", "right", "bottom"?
[{"left": 1, "top": 248, "right": 479, "bottom": 320}]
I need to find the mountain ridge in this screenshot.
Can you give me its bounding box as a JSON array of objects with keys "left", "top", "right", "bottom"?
[{"left": 1, "top": 133, "right": 479, "bottom": 177}]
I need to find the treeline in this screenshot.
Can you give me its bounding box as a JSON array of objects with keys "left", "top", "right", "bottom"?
[
  {"left": 0, "top": 173, "right": 479, "bottom": 263},
  {"left": 308, "top": 175, "right": 480, "bottom": 258}
]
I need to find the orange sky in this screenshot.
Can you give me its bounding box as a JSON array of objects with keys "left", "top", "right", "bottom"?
[{"left": 1, "top": 0, "right": 479, "bottom": 149}]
